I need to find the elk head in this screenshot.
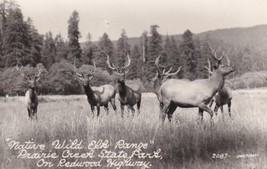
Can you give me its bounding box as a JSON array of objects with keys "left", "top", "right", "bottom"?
[
  {"left": 151, "top": 55, "right": 181, "bottom": 88},
  {"left": 205, "top": 41, "right": 225, "bottom": 69},
  {"left": 73, "top": 61, "right": 96, "bottom": 86},
  {"left": 16, "top": 65, "right": 42, "bottom": 88},
  {"left": 106, "top": 54, "right": 131, "bottom": 83}
]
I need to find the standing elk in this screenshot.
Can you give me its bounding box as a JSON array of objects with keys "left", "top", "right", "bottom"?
[
  {"left": 16, "top": 65, "right": 42, "bottom": 119},
  {"left": 205, "top": 42, "right": 233, "bottom": 117},
  {"left": 73, "top": 62, "right": 117, "bottom": 117},
  {"left": 159, "top": 57, "right": 234, "bottom": 123},
  {"left": 106, "top": 54, "right": 141, "bottom": 118}
]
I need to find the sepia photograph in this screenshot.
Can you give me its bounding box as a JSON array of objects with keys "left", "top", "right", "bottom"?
[{"left": 0, "top": 0, "right": 267, "bottom": 168}]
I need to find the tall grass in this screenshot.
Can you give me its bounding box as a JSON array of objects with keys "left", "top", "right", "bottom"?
[{"left": 0, "top": 91, "right": 267, "bottom": 168}]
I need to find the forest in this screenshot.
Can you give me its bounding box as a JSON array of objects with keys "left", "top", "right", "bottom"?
[{"left": 0, "top": 0, "right": 267, "bottom": 96}]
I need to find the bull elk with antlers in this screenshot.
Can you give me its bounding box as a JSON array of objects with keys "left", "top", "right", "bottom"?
[
  {"left": 73, "top": 62, "right": 117, "bottom": 117},
  {"left": 159, "top": 53, "right": 234, "bottom": 123},
  {"left": 205, "top": 42, "right": 233, "bottom": 117},
  {"left": 106, "top": 54, "right": 141, "bottom": 118},
  {"left": 16, "top": 65, "right": 42, "bottom": 119}
]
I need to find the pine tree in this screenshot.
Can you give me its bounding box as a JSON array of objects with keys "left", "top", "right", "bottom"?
[
  {"left": 82, "top": 33, "right": 94, "bottom": 65},
  {"left": 140, "top": 31, "right": 148, "bottom": 82},
  {"left": 55, "top": 33, "right": 68, "bottom": 62},
  {"left": 41, "top": 32, "right": 56, "bottom": 68},
  {"left": 97, "top": 32, "right": 114, "bottom": 67},
  {"left": 25, "top": 17, "right": 43, "bottom": 66},
  {"left": 3, "top": 7, "right": 31, "bottom": 67},
  {"left": 147, "top": 25, "right": 162, "bottom": 79},
  {"left": 67, "top": 10, "right": 81, "bottom": 62},
  {"left": 180, "top": 29, "right": 197, "bottom": 80},
  {"left": 117, "top": 29, "right": 131, "bottom": 67},
  {"left": 128, "top": 45, "right": 142, "bottom": 79}
]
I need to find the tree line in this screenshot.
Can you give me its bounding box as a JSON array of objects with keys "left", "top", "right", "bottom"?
[{"left": 0, "top": 0, "right": 266, "bottom": 96}]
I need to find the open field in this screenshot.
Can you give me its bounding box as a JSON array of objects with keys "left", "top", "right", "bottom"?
[{"left": 0, "top": 89, "right": 267, "bottom": 169}]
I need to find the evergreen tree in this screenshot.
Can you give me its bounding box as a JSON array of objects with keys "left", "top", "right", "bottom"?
[
  {"left": 141, "top": 31, "right": 148, "bottom": 62},
  {"left": 97, "top": 32, "right": 114, "bottom": 67},
  {"left": 55, "top": 33, "right": 68, "bottom": 62},
  {"left": 163, "top": 35, "right": 181, "bottom": 78},
  {"left": 117, "top": 29, "right": 131, "bottom": 67},
  {"left": 41, "top": 32, "right": 56, "bottom": 68},
  {"left": 3, "top": 7, "right": 31, "bottom": 67},
  {"left": 25, "top": 17, "right": 43, "bottom": 66},
  {"left": 147, "top": 25, "right": 162, "bottom": 79},
  {"left": 128, "top": 45, "right": 142, "bottom": 79},
  {"left": 82, "top": 33, "right": 94, "bottom": 65},
  {"left": 67, "top": 10, "right": 81, "bottom": 62},
  {"left": 140, "top": 31, "right": 148, "bottom": 82},
  {"left": 180, "top": 29, "right": 197, "bottom": 80}
]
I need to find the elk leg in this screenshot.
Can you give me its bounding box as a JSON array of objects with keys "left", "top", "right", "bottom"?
[
  {"left": 198, "top": 108, "right": 204, "bottom": 122},
  {"left": 90, "top": 105, "right": 95, "bottom": 118},
  {"left": 104, "top": 104, "right": 109, "bottom": 115},
  {"left": 209, "top": 99, "right": 214, "bottom": 107},
  {"left": 137, "top": 98, "right": 141, "bottom": 115},
  {"left": 110, "top": 99, "right": 117, "bottom": 113},
  {"left": 214, "top": 104, "right": 219, "bottom": 116},
  {"left": 198, "top": 103, "right": 214, "bottom": 119},
  {"left": 228, "top": 100, "right": 232, "bottom": 117},
  {"left": 34, "top": 107, "right": 38, "bottom": 120},
  {"left": 96, "top": 105, "right": 100, "bottom": 117},
  {"left": 120, "top": 103, "right": 124, "bottom": 118},
  {"left": 161, "top": 102, "right": 170, "bottom": 124},
  {"left": 167, "top": 103, "right": 177, "bottom": 122},
  {"left": 27, "top": 107, "right": 32, "bottom": 119},
  {"left": 130, "top": 106, "right": 135, "bottom": 116}
]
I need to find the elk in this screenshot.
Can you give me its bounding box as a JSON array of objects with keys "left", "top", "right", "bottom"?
[
  {"left": 73, "top": 62, "right": 117, "bottom": 117},
  {"left": 16, "top": 65, "right": 42, "bottom": 119},
  {"left": 106, "top": 54, "right": 141, "bottom": 118},
  {"left": 159, "top": 58, "right": 234, "bottom": 123},
  {"left": 206, "top": 42, "right": 233, "bottom": 117}
]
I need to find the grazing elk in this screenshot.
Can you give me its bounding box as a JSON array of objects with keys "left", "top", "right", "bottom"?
[
  {"left": 159, "top": 57, "right": 234, "bottom": 123},
  {"left": 73, "top": 62, "right": 117, "bottom": 117},
  {"left": 205, "top": 42, "right": 233, "bottom": 117},
  {"left": 16, "top": 65, "right": 42, "bottom": 119},
  {"left": 106, "top": 54, "right": 142, "bottom": 118}
]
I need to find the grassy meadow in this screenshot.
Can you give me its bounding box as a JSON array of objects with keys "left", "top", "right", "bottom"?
[{"left": 0, "top": 89, "right": 267, "bottom": 169}]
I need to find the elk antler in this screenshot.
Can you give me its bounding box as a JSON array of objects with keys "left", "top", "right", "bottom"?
[
  {"left": 89, "top": 61, "right": 96, "bottom": 75},
  {"left": 163, "top": 66, "right": 181, "bottom": 76},
  {"left": 106, "top": 55, "right": 117, "bottom": 70},
  {"left": 204, "top": 59, "right": 213, "bottom": 76},
  {"left": 155, "top": 55, "right": 161, "bottom": 74},
  {"left": 122, "top": 54, "right": 131, "bottom": 69},
  {"left": 154, "top": 55, "right": 181, "bottom": 76},
  {"left": 73, "top": 60, "right": 84, "bottom": 78},
  {"left": 205, "top": 41, "right": 224, "bottom": 61},
  {"left": 34, "top": 65, "right": 42, "bottom": 81},
  {"left": 16, "top": 65, "right": 30, "bottom": 80},
  {"left": 226, "top": 54, "right": 231, "bottom": 66}
]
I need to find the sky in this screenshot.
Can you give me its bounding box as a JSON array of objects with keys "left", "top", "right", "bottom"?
[{"left": 16, "top": 0, "right": 267, "bottom": 42}]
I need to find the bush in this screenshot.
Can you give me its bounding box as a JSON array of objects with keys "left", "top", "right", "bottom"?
[{"left": 229, "top": 71, "right": 267, "bottom": 89}]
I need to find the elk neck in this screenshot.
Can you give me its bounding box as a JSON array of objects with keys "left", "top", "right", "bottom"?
[
  {"left": 208, "top": 70, "right": 225, "bottom": 93},
  {"left": 27, "top": 87, "right": 36, "bottom": 101},
  {"left": 83, "top": 83, "right": 96, "bottom": 100},
  {"left": 118, "top": 80, "right": 127, "bottom": 96}
]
